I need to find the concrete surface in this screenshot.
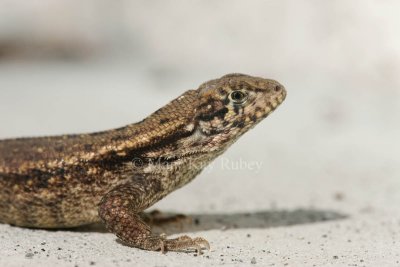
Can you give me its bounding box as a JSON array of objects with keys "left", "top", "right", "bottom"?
[{"left": 1, "top": 1, "right": 400, "bottom": 267}]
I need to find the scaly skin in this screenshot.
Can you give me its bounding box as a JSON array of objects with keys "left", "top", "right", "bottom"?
[{"left": 0, "top": 73, "right": 286, "bottom": 253}]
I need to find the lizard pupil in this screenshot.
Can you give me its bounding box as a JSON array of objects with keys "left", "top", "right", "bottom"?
[{"left": 229, "top": 91, "right": 248, "bottom": 104}]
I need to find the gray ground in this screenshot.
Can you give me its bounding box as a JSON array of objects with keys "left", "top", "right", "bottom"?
[{"left": 0, "top": 1, "right": 400, "bottom": 267}]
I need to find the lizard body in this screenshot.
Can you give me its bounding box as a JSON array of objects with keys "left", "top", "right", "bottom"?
[{"left": 0, "top": 73, "right": 286, "bottom": 253}]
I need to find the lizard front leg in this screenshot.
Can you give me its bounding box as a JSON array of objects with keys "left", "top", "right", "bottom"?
[{"left": 98, "top": 178, "right": 210, "bottom": 254}]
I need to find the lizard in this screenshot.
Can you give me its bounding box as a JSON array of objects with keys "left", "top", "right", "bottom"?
[{"left": 0, "top": 73, "right": 286, "bottom": 254}]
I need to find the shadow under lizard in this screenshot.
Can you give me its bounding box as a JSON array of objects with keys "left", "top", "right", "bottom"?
[{"left": 0, "top": 73, "right": 286, "bottom": 253}]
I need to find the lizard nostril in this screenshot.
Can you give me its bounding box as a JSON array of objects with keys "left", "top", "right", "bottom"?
[{"left": 274, "top": 85, "right": 282, "bottom": 92}]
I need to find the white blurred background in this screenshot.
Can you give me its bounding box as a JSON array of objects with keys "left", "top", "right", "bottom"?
[{"left": 0, "top": 0, "right": 399, "bottom": 220}]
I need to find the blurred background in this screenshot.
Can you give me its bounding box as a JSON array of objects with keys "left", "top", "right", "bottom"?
[
  {"left": 0, "top": 0, "right": 399, "bottom": 211},
  {"left": 0, "top": 1, "right": 399, "bottom": 265}
]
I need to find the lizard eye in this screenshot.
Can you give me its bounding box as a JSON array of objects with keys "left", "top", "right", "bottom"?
[{"left": 229, "top": 90, "right": 248, "bottom": 104}]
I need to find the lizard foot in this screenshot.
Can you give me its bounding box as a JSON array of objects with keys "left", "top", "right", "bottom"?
[
  {"left": 99, "top": 184, "right": 207, "bottom": 254},
  {"left": 154, "top": 234, "right": 210, "bottom": 254}
]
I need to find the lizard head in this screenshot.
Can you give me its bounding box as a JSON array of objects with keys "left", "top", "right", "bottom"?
[{"left": 194, "top": 73, "right": 286, "bottom": 149}]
